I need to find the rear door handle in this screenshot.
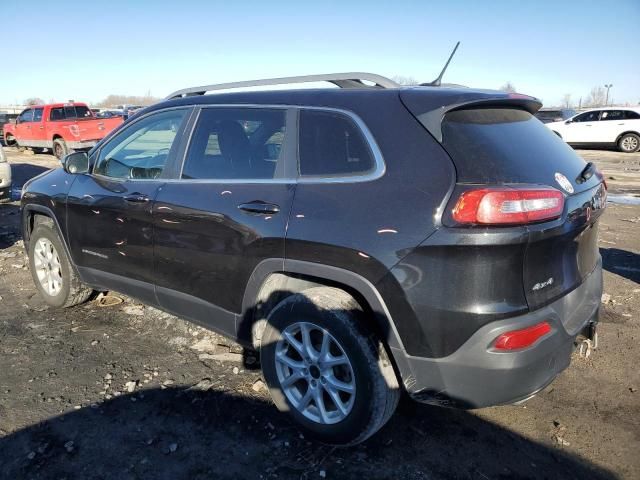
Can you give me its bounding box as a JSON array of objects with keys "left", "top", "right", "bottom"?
[
  {"left": 238, "top": 201, "right": 280, "bottom": 215},
  {"left": 124, "top": 193, "right": 149, "bottom": 203}
]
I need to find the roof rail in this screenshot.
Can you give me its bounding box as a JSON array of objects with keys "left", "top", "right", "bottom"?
[{"left": 165, "top": 72, "right": 400, "bottom": 100}]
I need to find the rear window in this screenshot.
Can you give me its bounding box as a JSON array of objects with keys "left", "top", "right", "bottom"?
[
  {"left": 441, "top": 108, "right": 589, "bottom": 187},
  {"left": 299, "top": 110, "right": 375, "bottom": 177},
  {"left": 50, "top": 105, "right": 92, "bottom": 121}
]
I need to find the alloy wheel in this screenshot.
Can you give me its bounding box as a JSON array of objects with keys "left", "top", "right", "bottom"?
[
  {"left": 33, "top": 238, "right": 63, "bottom": 296},
  {"left": 274, "top": 322, "right": 356, "bottom": 424},
  {"left": 622, "top": 136, "right": 638, "bottom": 152}
]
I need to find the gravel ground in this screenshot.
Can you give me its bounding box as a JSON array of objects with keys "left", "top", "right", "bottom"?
[{"left": 0, "top": 147, "right": 639, "bottom": 479}]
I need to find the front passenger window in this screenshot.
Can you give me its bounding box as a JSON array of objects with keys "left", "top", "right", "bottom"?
[
  {"left": 573, "top": 111, "right": 600, "bottom": 123},
  {"left": 94, "top": 109, "right": 187, "bottom": 180}
]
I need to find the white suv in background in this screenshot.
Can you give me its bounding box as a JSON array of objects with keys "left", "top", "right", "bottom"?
[{"left": 546, "top": 107, "right": 640, "bottom": 153}]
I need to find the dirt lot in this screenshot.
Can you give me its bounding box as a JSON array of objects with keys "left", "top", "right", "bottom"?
[{"left": 1, "top": 147, "right": 639, "bottom": 480}]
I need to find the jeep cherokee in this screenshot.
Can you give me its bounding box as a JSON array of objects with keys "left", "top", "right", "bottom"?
[{"left": 20, "top": 73, "right": 605, "bottom": 446}]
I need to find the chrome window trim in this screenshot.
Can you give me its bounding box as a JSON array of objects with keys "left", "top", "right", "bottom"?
[{"left": 172, "top": 104, "right": 385, "bottom": 185}]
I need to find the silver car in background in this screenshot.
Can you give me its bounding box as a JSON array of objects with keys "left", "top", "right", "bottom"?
[{"left": 0, "top": 145, "right": 11, "bottom": 202}]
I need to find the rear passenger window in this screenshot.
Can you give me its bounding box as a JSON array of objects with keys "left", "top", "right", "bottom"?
[
  {"left": 50, "top": 108, "right": 64, "bottom": 121},
  {"left": 600, "top": 111, "right": 624, "bottom": 121},
  {"left": 299, "top": 110, "right": 374, "bottom": 177},
  {"left": 182, "top": 108, "right": 286, "bottom": 180},
  {"left": 624, "top": 110, "right": 640, "bottom": 120}
]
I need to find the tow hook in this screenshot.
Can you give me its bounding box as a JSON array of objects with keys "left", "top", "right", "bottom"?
[{"left": 578, "top": 322, "right": 598, "bottom": 358}]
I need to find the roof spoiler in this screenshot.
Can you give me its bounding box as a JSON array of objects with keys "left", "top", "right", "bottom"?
[{"left": 402, "top": 91, "right": 543, "bottom": 142}]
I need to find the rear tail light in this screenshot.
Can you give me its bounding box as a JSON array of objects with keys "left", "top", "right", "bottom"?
[
  {"left": 452, "top": 187, "right": 564, "bottom": 225},
  {"left": 493, "top": 321, "right": 552, "bottom": 351}
]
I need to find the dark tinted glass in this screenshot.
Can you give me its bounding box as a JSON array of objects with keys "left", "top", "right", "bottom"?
[
  {"left": 624, "top": 110, "right": 640, "bottom": 120},
  {"left": 95, "top": 109, "right": 187, "bottom": 179},
  {"left": 441, "top": 108, "right": 588, "bottom": 186},
  {"left": 18, "top": 109, "right": 33, "bottom": 123},
  {"left": 535, "top": 110, "right": 563, "bottom": 122},
  {"left": 33, "top": 108, "right": 43, "bottom": 122},
  {"left": 182, "top": 108, "right": 286, "bottom": 180},
  {"left": 299, "top": 110, "right": 374, "bottom": 176},
  {"left": 574, "top": 111, "right": 600, "bottom": 122},
  {"left": 62, "top": 105, "right": 92, "bottom": 119},
  {"left": 600, "top": 110, "right": 624, "bottom": 121},
  {"left": 50, "top": 108, "right": 64, "bottom": 121}
]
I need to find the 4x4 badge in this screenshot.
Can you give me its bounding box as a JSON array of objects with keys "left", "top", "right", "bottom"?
[{"left": 555, "top": 172, "right": 574, "bottom": 194}]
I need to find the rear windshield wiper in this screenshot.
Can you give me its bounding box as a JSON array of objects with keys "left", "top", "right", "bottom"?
[{"left": 576, "top": 162, "right": 595, "bottom": 184}]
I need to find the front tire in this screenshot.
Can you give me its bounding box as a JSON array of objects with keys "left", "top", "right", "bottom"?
[
  {"left": 260, "top": 287, "right": 400, "bottom": 446},
  {"left": 618, "top": 133, "right": 640, "bottom": 153},
  {"left": 28, "top": 221, "right": 93, "bottom": 308}
]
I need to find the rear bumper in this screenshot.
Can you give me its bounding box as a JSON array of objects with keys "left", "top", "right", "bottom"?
[
  {"left": 68, "top": 140, "right": 98, "bottom": 150},
  {"left": 393, "top": 258, "right": 602, "bottom": 408}
]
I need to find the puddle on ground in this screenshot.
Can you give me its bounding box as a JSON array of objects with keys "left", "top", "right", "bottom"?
[{"left": 607, "top": 194, "right": 640, "bottom": 206}]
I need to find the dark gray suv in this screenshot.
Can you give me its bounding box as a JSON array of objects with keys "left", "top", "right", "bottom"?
[{"left": 20, "top": 73, "right": 605, "bottom": 445}]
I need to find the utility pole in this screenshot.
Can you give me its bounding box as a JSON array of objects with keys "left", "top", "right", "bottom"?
[{"left": 604, "top": 84, "right": 613, "bottom": 106}]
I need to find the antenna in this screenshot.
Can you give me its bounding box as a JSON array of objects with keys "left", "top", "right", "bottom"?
[{"left": 421, "top": 41, "right": 461, "bottom": 87}]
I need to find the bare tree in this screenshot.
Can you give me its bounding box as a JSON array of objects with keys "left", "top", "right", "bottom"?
[
  {"left": 499, "top": 81, "right": 517, "bottom": 93},
  {"left": 24, "top": 97, "right": 45, "bottom": 106},
  {"left": 96, "top": 93, "right": 160, "bottom": 108},
  {"left": 586, "top": 86, "right": 606, "bottom": 107},
  {"left": 392, "top": 75, "right": 419, "bottom": 86},
  {"left": 561, "top": 93, "right": 572, "bottom": 108}
]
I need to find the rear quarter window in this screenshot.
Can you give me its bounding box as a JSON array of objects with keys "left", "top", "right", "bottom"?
[{"left": 298, "top": 110, "right": 375, "bottom": 177}]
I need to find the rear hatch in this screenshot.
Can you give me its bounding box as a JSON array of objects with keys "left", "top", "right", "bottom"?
[{"left": 401, "top": 89, "right": 605, "bottom": 310}]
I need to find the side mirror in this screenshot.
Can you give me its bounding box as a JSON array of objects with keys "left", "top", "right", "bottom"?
[
  {"left": 63, "top": 151, "right": 89, "bottom": 174},
  {"left": 565, "top": 120, "right": 573, "bottom": 125}
]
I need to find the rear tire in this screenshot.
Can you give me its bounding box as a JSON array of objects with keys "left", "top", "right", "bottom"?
[
  {"left": 53, "top": 138, "right": 68, "bottom": 160},
  {"left": 28, "top": 220, "right": 94, "bottom": 308},
  {"left": 618, "top": 133, "right": 640, "bottom": 153},
  {"left": 260, "top": 287, "right": 400, "bottom": 446}
]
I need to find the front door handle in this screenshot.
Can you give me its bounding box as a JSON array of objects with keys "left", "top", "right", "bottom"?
[
  {"left": 124, "top": 193, "right": 149, "bottom": 203},
  {"left": 238, "top": 201, "right": 280, "bottom": 215}
]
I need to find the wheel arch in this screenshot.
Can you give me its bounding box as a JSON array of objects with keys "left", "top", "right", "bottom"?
[
  {"left": 22, "top": 205, "right": 77, "bottom": 275},
  {"left": 616, "top": 130, "right": 640, "bottom": 143},
  {"left": 238, "top": 259, "right": 406, "bottom": 355}
]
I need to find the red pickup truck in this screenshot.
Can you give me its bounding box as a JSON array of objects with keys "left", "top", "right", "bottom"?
[{"left": 3, "top": 103, "right": 123, "bottom": 159}]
